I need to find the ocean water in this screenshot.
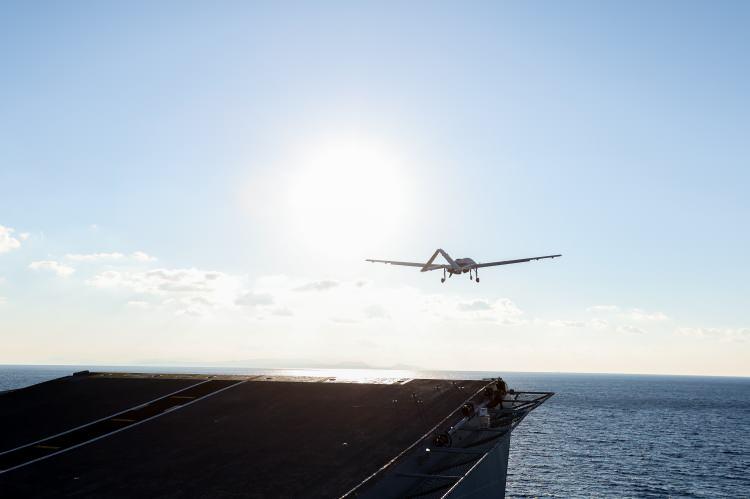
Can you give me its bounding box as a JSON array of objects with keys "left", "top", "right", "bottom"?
[{"left": 1, "top": 366, "right": 748, "bottom": 498}]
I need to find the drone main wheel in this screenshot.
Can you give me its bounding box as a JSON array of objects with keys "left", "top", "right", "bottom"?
[
  {"left": 441, "top": 278, "right": 445, "bottom": 283},
  {"left": 476, "top": 277, "right": 480, "bottom": 283}
]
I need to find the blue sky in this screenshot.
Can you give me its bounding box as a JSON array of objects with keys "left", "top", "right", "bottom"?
[{"left": 1, "top": 2, "right": 749, "bottom": 375}]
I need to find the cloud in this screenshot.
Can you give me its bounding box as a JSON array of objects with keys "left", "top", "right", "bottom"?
[
  {"left": 67, "top": 252, "right": 125, "bottom": 261},
  {"left": 457, "top": 300, "right": 493, "bottom": 312},
  {"left": 549, "top": 320, "right": 587, "bottom": 328},
  {"left": 88, "top": 266, "right": 245, "bottom": 317},
  {"left": 29, "top": 260, "right": 75, "bottom": 277},
  {"left": 628, "top": 308, "right": 669, "bottom": 321},
  {"left": 0, "top": 296, "right": 6, "bottom": 305},
  {"left": 66, "top": 251, "right": 156, "bottom": 263},
  {"left": 617, "top": 325, "right": 646, "bottom": 334},
  {"left": 330, "top": 317, "right": 359, "bottom": 324},
  {"left": 88, "top": 268, "right": 230, "bottom": 294},
  {"left": 493, "top": 298, "right": 523, "bottom": 318},
  {"left": 0, "top": 225, "right": 23, "bottom": 254},
  {"left": 550, "top": 318, "right": 611, "bottom": 329},
  {"left": 132, "top": 251, "right": 156, "bottom": 262},
  {"left": 589, "top": 318, "right": 609, "bottom": 329},
  {"left": 236, "top": 291, "right": 274, "bottom": 307},
  {"left": 364, "top": 304, "right": 389, "bottom": 319},
  {"left": 451, "top": 297, "right": 523, "bottom": 325},
  {"left": 587, "top": 305, "right": 668, "bottom": 321},
  {"left": 272, "top": 307, "right": 294, "bottom": 317},
  {"left": 126, "top": 300, "right": 151, "bottom": 309},
  {"left": 676, "top": 327, "right": 750, "bottom": 342},
  {"left": 167, "top": 296, "right": 218, "bottom": 317},
  {"left": 587, "top": 305, "right": 620, "bottom": 312},
  {"left": 293, "top": 280, "right": 339, "bottom": 292}
]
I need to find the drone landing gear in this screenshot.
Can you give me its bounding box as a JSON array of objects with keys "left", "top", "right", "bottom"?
[
  {"left": 441, "top": 269, "right": 446, "bottom": 283},
  {"left": 476, "top": 269, "right": 480, "bottom": 283}
]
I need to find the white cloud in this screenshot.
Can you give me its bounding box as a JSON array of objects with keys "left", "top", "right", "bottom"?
[
  {"left": 549, "top": 320, "right": 587, "bottom": 328},
  {"left": 88, "top": 268, "right": 231, "bottom": 294},
  {"left": 491, "top": 298, "right": 523, "bottom": 318},
  {"left": 587, "top": 305, "right": 620, "bottom": 312},
  {"left": 587, "top": 305, "right": 668, "bottom": 321},
  {"left": 132, "top": 251, "right": 156, "bottom": 262},
  {"left": 0, "top": 225, "right": 23, "bottom": 254},
  {"left": 364, "top": 304, "right": 390, "bottom": 319},
  {"left": 617, "top": 325, "right": 646, "bottom": 334},
  {"left": 0, "top": 296, "right": 6, "bottom": 305},
  {"left": 550, "top": 318, "right": 610, "bottom": 329},
  {"left": 66, "top": 251, "right": 156, "bottom": 263},
  {"left": 236, "top": 291, "right": 274, "bottom": 307},
  {"left": 293, "top": 280, "right": 339, "bottom": 292},
  {"left": 451, "top": 297, "right": 523, "bottom": 325},
  {"left": 88, "top": 267, "right": 244, "bottom": 317},
  {"left": 29, "top": 260, "right": 75, "bottom": 277},
  {"left": 271, "top": 306, "right": 294, "bottom": 317},
  {"left": 628, "top": 308, "right": 669, "bottom": 321},
  {"left": 126, "top": 300, "right": 151, "bottom": 309},
  {"left": 589, "top": 318, "right": 609, "bottom": 329},
  {"left": 331, "top": 317, "right": 359, "bottom": 324},
  {"left": 457, "top": 300, "right": 493, "bottom": 312},
  {"left": 676, "top": 327, "right": 750, "bottom": 342},
  {"left": 167, "top": 296, "right": 218, "bottom": 317},
  {"left": 67, "top": 252, "right": 125, "bottom": 261}
]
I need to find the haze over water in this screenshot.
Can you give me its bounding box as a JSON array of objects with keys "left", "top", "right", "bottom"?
[{"left": 3, "top": 366, "right": 748, "bottom": 498}]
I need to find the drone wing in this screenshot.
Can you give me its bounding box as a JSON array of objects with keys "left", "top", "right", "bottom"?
[
  {"left": 474, "top": 254, "right": 562, "bottom": 269},
  {"left": 365, "top": 259, "right": 448, "bottom": 271}
]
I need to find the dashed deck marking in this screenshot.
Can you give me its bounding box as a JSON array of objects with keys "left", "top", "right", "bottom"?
[{"left": 0, "top": 379, "right": 246, "bottom": 474}]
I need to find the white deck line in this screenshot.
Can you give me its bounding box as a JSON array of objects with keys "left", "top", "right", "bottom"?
[
  {"left": 0, "top": 379, "right": 247, "bottom": 474},
  {"left": 0, "top": 379, "right": 211, "bottom": 457}
]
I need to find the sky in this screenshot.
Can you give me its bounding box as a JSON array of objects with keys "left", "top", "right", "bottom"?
[{"left": 1, "top": 1, "right": 749, "bottom": 376}]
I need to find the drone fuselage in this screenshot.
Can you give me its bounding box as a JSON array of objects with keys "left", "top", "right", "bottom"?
[{"left": 449, "top": 258, "right": 477, "bottom": 274}]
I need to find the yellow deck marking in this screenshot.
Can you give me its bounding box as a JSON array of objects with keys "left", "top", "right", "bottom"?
[
  {"left": 111, "top": 418, "right": 136, "bottom": 423},
  {"left": 34, "top": 445, "right": 60, "bottom": 450}
]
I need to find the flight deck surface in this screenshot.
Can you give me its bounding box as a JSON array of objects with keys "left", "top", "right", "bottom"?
[{"left": 0, "top": 372, "right": 490, "bottom": 498}]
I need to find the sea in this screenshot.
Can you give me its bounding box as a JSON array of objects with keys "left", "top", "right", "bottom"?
[{"left": 1, "top": 365, "right": 748, "bottom": 498}]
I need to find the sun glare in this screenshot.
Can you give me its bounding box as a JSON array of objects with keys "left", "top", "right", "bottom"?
[{"left": 287, "top": 137, "right": 410, "bottom": 256}]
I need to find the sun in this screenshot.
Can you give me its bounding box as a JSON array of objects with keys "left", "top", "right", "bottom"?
[{"left": 286, "top": 136, "right": 410, "bottom": 257}]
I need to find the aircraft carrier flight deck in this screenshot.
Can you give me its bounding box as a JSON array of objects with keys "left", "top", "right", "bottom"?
[{"left": 0, "top": 371, "right": 551, "bottom": 498}]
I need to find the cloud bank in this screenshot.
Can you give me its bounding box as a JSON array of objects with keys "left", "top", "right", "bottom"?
[
  {"left": 0, "top": 225, "right": 27, "bottom": 254},
  {"left": 29, "top": 260, "right": 75, "bottom": 277}
]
